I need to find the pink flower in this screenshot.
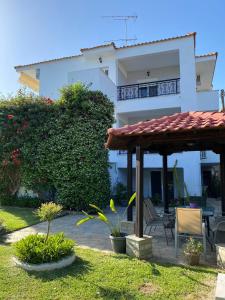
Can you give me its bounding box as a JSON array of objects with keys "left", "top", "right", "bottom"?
[
  {"left": 2, "top": 159, "right": 8, "bottom": 166},
  {"left": 7, "top": 114, "right": 14, "bottom": 120}
]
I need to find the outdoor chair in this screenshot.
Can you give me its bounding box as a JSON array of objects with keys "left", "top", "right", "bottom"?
[
  {"left": 144, "top": 199, "right": 174, "bottom": 245},
  {"left": 211, "top": 216, "right": 225, "bottom": 245},
  {"left": 175, "top": 208, "right": 206, "bottom": 257}
]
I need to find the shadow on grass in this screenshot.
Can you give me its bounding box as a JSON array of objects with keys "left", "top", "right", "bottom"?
[
  {"left": 27, "top": 256, "right": 91, "bottom": 281},
  {"left": 95, "top": 284, "right": 136, "bottom": 300},
  {"left": 0, "top": 206, "right": 39, "bottom": 224}
]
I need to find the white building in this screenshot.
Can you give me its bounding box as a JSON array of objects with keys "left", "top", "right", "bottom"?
[{"left": 15, "top": 32, "right": 219, "bottom": 199}]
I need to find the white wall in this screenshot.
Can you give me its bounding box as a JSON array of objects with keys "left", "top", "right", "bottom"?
[
  {"left": 197, "top": 90, "right": 219, "bottom": 111},
  {"left": 122, "top": 65, "right": 179, "bottom": 85},
  {"left": 39, "top": 54, "right": 117, "bottom": 99},
  {"left": 68, "top": 68, "right": 116, "bottom": 103}
]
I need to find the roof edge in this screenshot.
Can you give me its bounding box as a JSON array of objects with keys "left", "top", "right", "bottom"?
[
  {"left": 15, "top": 32, "right": 197, "bottom": 69},
  {"left": 15, "top": 54, "right": 83, "bottom": 70},
  {"left": 116, "top": 32, "right": 196, "bottom": 50},
  {"left": 196, "top": 52, "right": 218, "bottom": 59}
]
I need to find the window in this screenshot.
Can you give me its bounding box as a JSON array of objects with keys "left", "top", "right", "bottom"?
[
  {"left": 139, "top": 87, "right": 148, "bottom": 98},
  {"left": 149, "top": 85, "right": 158, "bottom": 97},
  {"left": 196, "top": 74, "right": 201, "bottom": 86},
  {"left": 36, "top": 69, "right": 40, "bottom": 80},
  {"left": 102, "top": 68, "right": 109, "bottom": 76},
  {"left": 200, "top": 151, "right": 207, "bottom": 159}
]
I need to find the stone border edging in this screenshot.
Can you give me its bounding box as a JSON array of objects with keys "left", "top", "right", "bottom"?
[{"left": 13, "top": 253, "right": 75, "bottom": 271}]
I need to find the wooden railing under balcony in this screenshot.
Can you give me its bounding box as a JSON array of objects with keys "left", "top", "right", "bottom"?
[{"left": 117, "top": 78, "right": 180, "bottom": 101}]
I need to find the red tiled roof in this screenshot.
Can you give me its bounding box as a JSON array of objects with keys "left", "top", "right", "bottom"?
[
  {"left": 106, "top": 112, "right": 225, "bottom": 149},
  {"left": 196, "top": 52, "right": 218, "bottom": 59}
]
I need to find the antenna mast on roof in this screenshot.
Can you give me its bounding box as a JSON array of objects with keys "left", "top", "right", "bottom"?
[
  {"left": 102, "top": 15, "right": 137, "bottom": 46},
  {"left": 221, "top": 89, "right": 225, "bottom": 112}
]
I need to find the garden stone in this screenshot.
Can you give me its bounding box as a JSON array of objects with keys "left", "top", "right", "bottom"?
[{"left": 215, "top": 273, "right": 225, "bottom": 300}]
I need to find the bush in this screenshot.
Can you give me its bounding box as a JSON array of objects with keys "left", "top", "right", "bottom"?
[
  {"left": 14, "top": 233, "right": 75, "bottom": 264},
  {"left": 0, "top": 84, "right": 114, "bottom": 210},
  {"left": 0, "top": 195, "right": 42, "bottom": 208},
  {"left": 0, "top": 218, "right": 6, "bottom": 235},
  {"left": 112, "top": 182, "right": 127, "bottom": 205}
]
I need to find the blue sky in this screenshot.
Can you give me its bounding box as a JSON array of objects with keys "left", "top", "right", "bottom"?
[{"left": 0, "top": 0, "right": 224, "bottom": 95}]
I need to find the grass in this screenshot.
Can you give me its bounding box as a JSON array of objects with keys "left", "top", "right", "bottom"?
[
  {"left": 0, "top": 206, "right": 40, "bottom": 232},
  {"left": 0, "top": 245, "right": 217, "bottom": 300}
]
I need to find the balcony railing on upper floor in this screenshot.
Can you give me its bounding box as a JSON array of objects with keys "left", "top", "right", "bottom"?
[
  {"left": 118, "top": 150, "right": 151, "bottom": 155},
  {"left": 117, "top": 78, "right": 180, "bottom": 101}
]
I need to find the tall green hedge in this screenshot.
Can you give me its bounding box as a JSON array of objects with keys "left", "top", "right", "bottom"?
[{"left": 0, "top": 84, "right": 114, "bottom": 210}]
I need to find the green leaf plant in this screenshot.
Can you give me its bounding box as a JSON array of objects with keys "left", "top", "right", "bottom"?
[
  {"left": 76, "top": 192, "right": 136, "bottom": 237},
  {"left": 36, "top": 202, "right": 62, "bottom": 242}
]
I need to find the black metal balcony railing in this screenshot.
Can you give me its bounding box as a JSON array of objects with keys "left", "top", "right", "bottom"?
[
  {"left": 118, "top": 150, "right": 151, "bottom": 155},
  {"left": 117, "top": 78, "right": 180, "bottom": 101}
]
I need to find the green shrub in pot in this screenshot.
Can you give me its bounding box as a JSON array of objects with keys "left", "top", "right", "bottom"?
[
  {"left": 76, "top": 193, "right": 136, "bottom": 253},
  {"left": 183, "top": 237, "right": 203, "bottom": 265}
]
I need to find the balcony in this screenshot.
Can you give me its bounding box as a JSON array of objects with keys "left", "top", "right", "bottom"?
[{"left": 117, "top": 78, "right": 180, "bottom": 101}]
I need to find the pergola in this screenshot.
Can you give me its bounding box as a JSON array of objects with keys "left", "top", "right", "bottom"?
[{"left": 106, "top": 111, "right": 225, "bottom": 238}]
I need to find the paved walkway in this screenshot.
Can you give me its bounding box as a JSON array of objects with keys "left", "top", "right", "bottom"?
[
  {"left": 5, "top": 212, "right": 113, "bottom": 250},
  {"left": 4, "top": 208, "right": 217, "bottom": 266}
]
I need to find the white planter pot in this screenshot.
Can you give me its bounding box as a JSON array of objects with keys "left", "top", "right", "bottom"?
[{"left": 13, "top": 253, "right": 75, "bottom": 271}]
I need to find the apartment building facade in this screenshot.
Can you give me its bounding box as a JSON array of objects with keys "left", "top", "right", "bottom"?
[{"left": 15, "top": 32, "right": 219, "bottom": 199}]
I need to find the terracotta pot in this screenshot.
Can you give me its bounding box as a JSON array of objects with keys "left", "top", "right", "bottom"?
[
  {"left": 184, "top": 252, "right": 201, "bottom": 265},
  {"left": 109, "top": 234, "right": 126, "bottom": 253}
]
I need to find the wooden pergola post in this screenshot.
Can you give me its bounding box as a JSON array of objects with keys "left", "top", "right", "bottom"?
[
  {"left": 162, "top": 154, "right": 169, "bottom": 214},
  {"left": 127, "top": 150, "right": 133, "bottom": 221},
  {"left": 135, "top": 145, "right": 144, "bottom": 238},
  {"left": 220, "top": 152, "right": 225, "bottom": 216}
]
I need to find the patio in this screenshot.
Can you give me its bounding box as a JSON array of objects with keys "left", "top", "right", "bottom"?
[{"left": 5, "top": 202, "right": 218, "bottom": 266}]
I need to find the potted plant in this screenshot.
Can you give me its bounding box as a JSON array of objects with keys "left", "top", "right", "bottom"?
[
  {"left": 183, "top": 237, "right": 203, "bottom": 265},
  {"left": 76, "top": 193, "right": 136, "bottom": 253},
  {"left": 13, "top": 202, "right": 75, "bottom": 271}
]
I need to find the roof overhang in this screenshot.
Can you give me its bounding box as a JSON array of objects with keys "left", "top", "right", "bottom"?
[
  {"left": 81, "top": 43, "right": 116, "bottom": 58},
  {"left": 106, "top": 112, "right": 225, "bottom": 154}
]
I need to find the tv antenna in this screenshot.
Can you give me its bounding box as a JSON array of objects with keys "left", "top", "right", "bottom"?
[{"left": 102, "top": 15, "right": 138, "bottom": 46}]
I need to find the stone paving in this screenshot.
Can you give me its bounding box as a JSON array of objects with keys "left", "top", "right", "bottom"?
[{"left": 4, "top": 206, "right": 217, "bottom": 266}]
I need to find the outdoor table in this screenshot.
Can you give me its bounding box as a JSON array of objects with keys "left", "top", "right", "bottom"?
[{"left": 202, "top": 207, "right": 214, "bottom": 236}]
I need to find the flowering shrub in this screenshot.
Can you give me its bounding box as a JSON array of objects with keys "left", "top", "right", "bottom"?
[{"left": 0, "top": 84, "right": 114, "bottom": 209}]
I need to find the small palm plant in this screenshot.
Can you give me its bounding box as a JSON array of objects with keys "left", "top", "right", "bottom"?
[
  {"left": 36, "top": 202, "right": 62, "bottom": 242},
  {"left": 76, "top": 193, "right": 136, "bottom": 237}
]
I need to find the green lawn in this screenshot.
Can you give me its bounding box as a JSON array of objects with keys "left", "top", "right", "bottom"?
[
  {"left": 0, "top": 245, "right": 217, "bottom": 300},
  {"left": 0, "top": 206, "right": 40, "bottom": 232}
]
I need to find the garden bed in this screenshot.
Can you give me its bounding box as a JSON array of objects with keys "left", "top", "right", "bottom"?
[{"left": 13, "top": 254, "right": 76, "bottom": 271}]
